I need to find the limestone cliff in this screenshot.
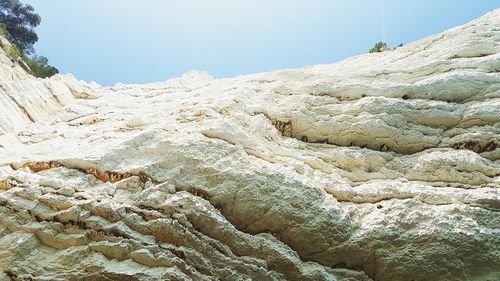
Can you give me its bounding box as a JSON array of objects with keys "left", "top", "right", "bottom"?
[{"left": 0, "top": 9, "right": 499, "bottom": 281}]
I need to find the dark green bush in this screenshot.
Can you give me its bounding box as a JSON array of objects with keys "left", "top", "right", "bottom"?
[
  {"left": 1, "top": 0, "right": 58, "bottom": 78},
  {"left": 7, "top": 44, "right": 22, "bottom": 61},
  {"left": 0, "top": 35, "right": 58, "bottom": 77},
  {"left": 369, "top": 42, "right": 388, "bottom": 53},
  {"left": 0, "top": 23, "right": 7, "bottom": 36},
  {"left": 25, "top": 55, "right": 58, "bottom": 78},
  {"left": 0, "top": 0, "right": 40, "bottom": 53}
]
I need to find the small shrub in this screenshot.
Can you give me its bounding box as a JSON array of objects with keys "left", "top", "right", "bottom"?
[
  {"left": 369, "top": 42, "right": 388, "bottom": 53},
  {"left": 1, "top": 38, "right": 58, "bottom": 77},
  {"left": 0, "top": 0, "right": 41, "bottom": 53},
  {"left": 6, "top": 44, "right": 22, "bottom": 61},
  {"left": 25, "top": 55, "right": 59, "bottom": 78},
  {"left": 1, "top": 9, "right": 57, "bottom": 78},
  {"left": 0, "top": 23, "right": 7, "bottom": 36},
  {"left": 0, "top": 26, "right": 22, "bottom": 62}
]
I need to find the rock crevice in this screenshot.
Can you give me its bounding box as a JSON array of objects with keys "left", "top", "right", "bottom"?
[{"left": 0, "top": 9, "right": 499, "bottom": 281}]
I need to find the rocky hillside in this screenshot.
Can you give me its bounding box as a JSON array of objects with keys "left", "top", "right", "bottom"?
[{"left": 0, "top": 9, "right": 499, "bottom": 281}]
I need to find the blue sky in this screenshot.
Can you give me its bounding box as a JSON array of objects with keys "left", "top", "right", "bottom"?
[{"left": 24, "top": 0, "right": 499, "bottom": 85}]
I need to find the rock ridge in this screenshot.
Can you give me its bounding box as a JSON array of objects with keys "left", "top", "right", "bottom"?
[{"left": 0, "top": 9, "right": 499, "bottom": 281}]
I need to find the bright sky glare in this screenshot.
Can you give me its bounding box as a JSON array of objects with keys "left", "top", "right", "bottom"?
[{"left": 23, "top": 0, "right": 499, "bottom": 85}]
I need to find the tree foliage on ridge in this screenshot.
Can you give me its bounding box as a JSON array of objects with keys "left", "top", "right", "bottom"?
[
  {"left": 369, "top": 42, "right": 388, "bottom": 53},
  {"left": 0, "top": 0, "right": 58, "bottom": 78},
  {"left": 0, "top": 0, "right": 40, "bottom": 53}
]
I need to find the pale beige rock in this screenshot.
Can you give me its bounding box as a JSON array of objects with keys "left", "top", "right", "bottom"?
[
  {"left": 0, "top": 9, "right": 499, "bottom": 281},
  {"left": 126, "top": 117, "right": 147, "bottom": 128}
]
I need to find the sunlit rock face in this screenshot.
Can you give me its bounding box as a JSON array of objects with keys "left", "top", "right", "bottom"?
[{"left": 0, "top": 9, "right": 499, "bottom": 281}]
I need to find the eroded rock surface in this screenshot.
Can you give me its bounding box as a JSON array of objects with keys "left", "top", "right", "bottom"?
[{"left": 0, "top": 9, "right": 499, "bottom": 281}]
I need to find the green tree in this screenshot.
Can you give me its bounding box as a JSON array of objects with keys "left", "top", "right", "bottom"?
[
  {"left": 0, "top": 0, "right": 58, "bottom": 78},
  {"left": 26, "top": 55, "right": 58, "bottom": 78},
  {"left": 369, "top": 42, "right": 388, "bottom": 53},
  {"left": 0, "top": 0, "right": 41, "bottom": 53}
]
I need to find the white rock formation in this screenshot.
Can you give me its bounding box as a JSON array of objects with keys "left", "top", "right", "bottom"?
[{"left": 0, "top": 9, "right": 499, "bottom": 281}]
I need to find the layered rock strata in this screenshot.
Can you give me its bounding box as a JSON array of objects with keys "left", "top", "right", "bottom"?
[{"left": 0, "top": 9, "right": 499, "bottom": 281}]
